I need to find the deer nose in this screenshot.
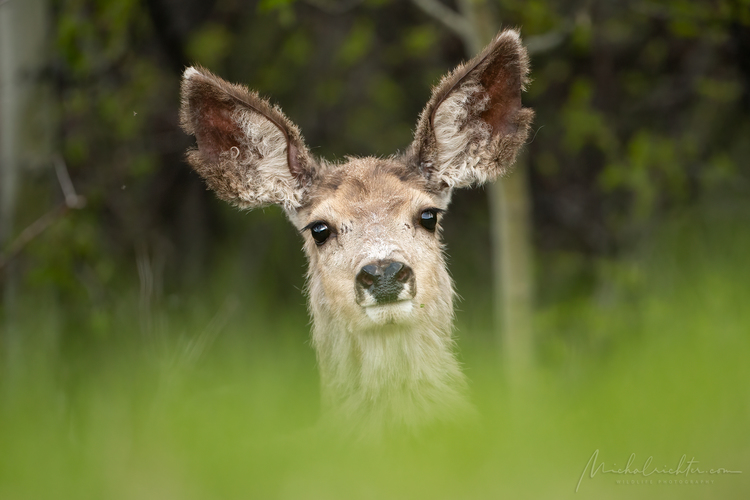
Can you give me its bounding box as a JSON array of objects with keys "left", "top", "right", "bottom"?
[{"left": 356, "top": 260, "right": 413, "bottom": 304}]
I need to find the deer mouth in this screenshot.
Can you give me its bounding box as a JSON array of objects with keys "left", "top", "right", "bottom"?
[{"left": 363, "top": 300, "right": 415, "bottom": 325}]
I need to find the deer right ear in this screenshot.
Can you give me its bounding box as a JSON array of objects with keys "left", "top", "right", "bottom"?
[
  {"left": 409, "top": 30, "right": 534, "bottom": 191},
  {"left": 180, "top": 66, "right": 315, "bottom": 211}
]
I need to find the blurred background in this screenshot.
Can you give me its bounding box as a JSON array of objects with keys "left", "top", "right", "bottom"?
[{"left": 1, "top": 0, "right": 749, "bottom": 498}]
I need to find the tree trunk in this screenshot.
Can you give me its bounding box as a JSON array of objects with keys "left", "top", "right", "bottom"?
[
  {"left": 0, "top": 0, "right": 52, "bottom": 377},
  {"left": 0, "top": 0, "right": 23, "bottom": 363},
  {"left": 488, "top": 154, "right": 534, "bottom": 382},
  {"left": 457, "top": 0, "right": 535, "bottom": 384}
]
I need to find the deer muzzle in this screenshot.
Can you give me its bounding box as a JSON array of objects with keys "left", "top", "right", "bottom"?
[{"left": 355, "top": 260, "right": 416, "bottom": 307}]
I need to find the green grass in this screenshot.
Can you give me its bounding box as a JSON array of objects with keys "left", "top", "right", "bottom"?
[{"left": 1, "top": 205, "right": 749, "bottom": 499}]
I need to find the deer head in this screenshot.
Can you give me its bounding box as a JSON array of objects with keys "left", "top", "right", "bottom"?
[{"left": 180, "top": 30, "right": 533, "bottom": 436}]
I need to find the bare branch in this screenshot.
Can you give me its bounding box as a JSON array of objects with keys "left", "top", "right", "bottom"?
[
  {"left": 54, "top": 155, "right": 85, "bottom": 208},
  {"left": 525, "top": 12, "right": 589, "bottom": 56},
  {"left": 0, "top": 156, "right": 86, "bottom": 272},
  {"left": 414, "top": 0, "right": 576, "bottom": 58},
  {"left": 526, "top": 30, "right": 567, "bottom": 55},
  {"left": 0, "top": 203, "right": 68, "bottom": 272},
  {"left": 410, "top": 0, "right": 473, "bottom": 42},
  {"left": 526, "top": 11, "right": 591, "bottom": 56}
]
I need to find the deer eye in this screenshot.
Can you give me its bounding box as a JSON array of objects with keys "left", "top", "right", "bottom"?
[
  {"left": 419, "top": 209, "right": 439, "bottom": 232},
  {"left": 310, "top": 222, "right": 331, "bottom": 245}
]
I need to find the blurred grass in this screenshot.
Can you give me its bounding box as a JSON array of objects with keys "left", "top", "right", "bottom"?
[{"left": 1, "top": 202, "right": 749, "bottom": 499}]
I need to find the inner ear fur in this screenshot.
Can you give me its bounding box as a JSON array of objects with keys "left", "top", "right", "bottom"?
[
  {"left": 180, "top": 66, "right": 314, "bottom": 211},
  {"left": 410, "top": 29, "right": 535, "bottom": 190}
]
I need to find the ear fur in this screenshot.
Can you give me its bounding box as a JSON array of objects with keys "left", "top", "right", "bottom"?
[
  {"left": 180, "top": 66, "right": 314, "bottom": 211},
  {"left": 410, "top": 29, "right": 534, "bottom": 191}
]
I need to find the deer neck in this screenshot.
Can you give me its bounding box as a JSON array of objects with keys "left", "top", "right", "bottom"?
[{"left": 310, "top": 308, "right": 472, "bottom": 433}]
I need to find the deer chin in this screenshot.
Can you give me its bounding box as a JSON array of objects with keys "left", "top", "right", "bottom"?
[{"left": 362, "top": 300, "right": 415, "bottom": 326}]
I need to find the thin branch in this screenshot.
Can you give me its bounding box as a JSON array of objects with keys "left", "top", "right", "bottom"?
[
  {"left": 413, "top": 0, "right": 579, "bottom": 57},
  {"left": 410, "top": 0, "right": 473, "bottom": 42},
  {"left": 525, "top": 12, "right": 588, "bottom": 56},
  {"left": 0, "top": 204, "right": 68, "bottom": 272},
  {"left": 525, "top": 30, "right": 568, "bottom": 55},
  {"left": 54, "top": 154, "right": 84, "bottom": 208},
  {"left": 0, "top": 157, "right": 86, "bottom": 272}
]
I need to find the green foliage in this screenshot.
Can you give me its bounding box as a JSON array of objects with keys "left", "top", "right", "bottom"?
[
  {"left": 601, "top": 131, "right": 689, "bottom": 221},
  {"left": 257, "top": 0, "right": 298, "bottom": 25},
  {"left": 280, "top": 29, "right": 313, "bottom": 66},
  {"left": 337, "top": 19, "right": 375, "bottom": 67},
  {"left": 499, "top": 0, "right": 561, "bottom": 34},
  {"left": 402, "top": 25, "right": 439, "bottom": 57},
  {"left": 257, "top": 0, "right": 297, "bottom": 12},
  {"left": 56, "top": 0, "right": 141, "bottom": 76},
  {"left": 560, "top": 78, "right": 617, "bottom": 155},
  {"left": 186, "top": 24, "right": 234, "bottom": 69},
  {"left": 525, "top": 0, "right": 750, "bottom": 249}
]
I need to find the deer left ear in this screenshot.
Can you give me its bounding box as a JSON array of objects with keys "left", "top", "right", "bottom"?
[
  {"left": 180, "top": 66, "right": 315, "bottom": 212},
  {"left": 409, "top": 29, "right": 534, "bottom": 191}
]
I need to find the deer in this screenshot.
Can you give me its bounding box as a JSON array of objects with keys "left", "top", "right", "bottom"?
[{"left": 179, "top": 29, "right": 533, "bottom": 438}]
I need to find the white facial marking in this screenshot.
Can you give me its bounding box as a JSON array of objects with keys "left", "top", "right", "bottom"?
[
  {"left": 365, "top": 241, "right": 399, "bottom": 263},
  {"left": 364, "top": 300, "right": 414, "bottom": 324}
]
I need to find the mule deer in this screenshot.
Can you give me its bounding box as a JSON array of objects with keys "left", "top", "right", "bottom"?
[{"left": 179, "top": 30, "right": 533, "bottom": 437}]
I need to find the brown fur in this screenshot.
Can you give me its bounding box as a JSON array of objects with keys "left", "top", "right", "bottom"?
[
  {"left": 180, "top": 66, "right": 315, "bottom": 211},
  {"left": 179, "top": 30, "right": 534, "bottom": 438},
  {"left": 409, "top": 30, "right": 534, "bottom": 190}
]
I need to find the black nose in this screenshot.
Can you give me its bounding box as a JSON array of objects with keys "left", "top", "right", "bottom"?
[{"left": 356, "top": 260, "right": 413, "bottom": 304}]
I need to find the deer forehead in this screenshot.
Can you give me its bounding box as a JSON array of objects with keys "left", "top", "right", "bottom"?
[{"left": 302, "top": 159, "right": 447, "bottom": 229}]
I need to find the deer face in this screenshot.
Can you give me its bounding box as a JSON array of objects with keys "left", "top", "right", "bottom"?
[
  {"left": 293, "top": 157, "right": 453, "bottom": 331},
  {"left": 179, "top": 31, "right": 533, "bottom": 426},
  {"left": 180, "top": 30, "right": 532, "bottom": 333}
]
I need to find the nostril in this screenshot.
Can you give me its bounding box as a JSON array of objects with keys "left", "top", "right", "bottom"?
[
  {"left": 395, "top": 265, "right": 412, "bottom": 283},
  {"left": 357, "top": 265, "right": 378, "bottom": 288},
  {"left": 362, "top": 264, "right": 378, "bottom": 276},
  {"left": 383, "top": 262, "right": 403, "bottom": 279}
]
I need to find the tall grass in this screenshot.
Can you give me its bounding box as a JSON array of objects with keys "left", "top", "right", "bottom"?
[{"left": 1, "top": 204, "right": 748, "bottom": 499}]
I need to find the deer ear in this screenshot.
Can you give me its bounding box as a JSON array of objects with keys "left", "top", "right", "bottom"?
[
  {"left": 410, "top": 29, "right": 534, "bottom": 191},
  {"left": 180, "top": 66, "right": 314, "bottom": 211}
]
